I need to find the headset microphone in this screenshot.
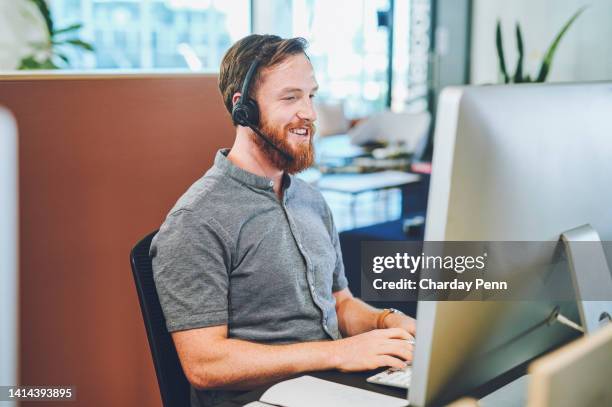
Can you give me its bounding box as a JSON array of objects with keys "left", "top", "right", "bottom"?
[{"left": 232, "top": 58, "right": 293, "bottom": 162}]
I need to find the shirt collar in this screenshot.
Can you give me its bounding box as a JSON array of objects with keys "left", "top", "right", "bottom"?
[{"left": 214, "top": 148, "right": 293, "bottom": 193}]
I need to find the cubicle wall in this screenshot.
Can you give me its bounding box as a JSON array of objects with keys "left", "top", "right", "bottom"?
[
  {"left": 0, "top": 73, "right": 235, "bottom": 407},
  {"left": 0, "top": 107, "right": 18, "bottom": 406}
]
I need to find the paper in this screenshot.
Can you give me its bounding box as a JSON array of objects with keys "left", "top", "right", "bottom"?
[{"left": 258, "top": 375, "right": 408, "bottom": 407}]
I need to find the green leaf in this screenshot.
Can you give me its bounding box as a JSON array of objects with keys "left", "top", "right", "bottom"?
[
  {"left": 40, "top": 59, "right": 60, "bottom": 69},
  {"left": 535, "top": 6, "right": 587, "bottom": 82},
  {"left": 513, "top": 23, "right": 524, "bottom": 83},
  {"left": 53, "top": 23, "right": 83, "bottom": 36},
  {"left": 29, "top": 0, "right": 54, "bottom": 36},
  {"left": 495, "top": 20, "right": 510, "bottom": 84},
  {"left": 56, "top": 53, "right": 70, "bottom": 65},
  {"left": 18, "top": 56, "right": 41, "bottom": 70},
  {"left": 64, "top": 38, "right": 95, "bottom": 52},
  {"left": 18, "top": 56, "right": 59, "bottom": 70}
]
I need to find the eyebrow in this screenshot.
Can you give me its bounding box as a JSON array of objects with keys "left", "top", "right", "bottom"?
[{"left": 279, "top": 85, "right": 319, "bottom": 94}]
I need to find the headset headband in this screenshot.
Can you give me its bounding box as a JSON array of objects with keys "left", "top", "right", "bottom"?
[{"left": 240, "top": 58, "right": 261, "bottom": 102}]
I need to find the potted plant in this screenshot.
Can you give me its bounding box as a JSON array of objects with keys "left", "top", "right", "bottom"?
[
  {"left": 18, "top": 0, "right": 94, "bottom": 69},
  {"left": 496, "top": 6, "right": 587, "bottom": 83}
]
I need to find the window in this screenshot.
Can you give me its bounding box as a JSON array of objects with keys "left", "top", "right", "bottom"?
[
  {"left": 285, "top": 0, "right": 392, "bottom": 118},
  {"left": 48, "top": 0, "right": 431, "bottom": 114},
  {"left": 49, "top": 0, "right": 251, "bottom": 70},
  {"left": 257, "top": 0, "right": 429, "bottom": 117}
]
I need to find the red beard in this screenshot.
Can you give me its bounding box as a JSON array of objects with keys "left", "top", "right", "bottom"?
[{"left": 252, "top": 118, "right": 315, "bottom": 174}]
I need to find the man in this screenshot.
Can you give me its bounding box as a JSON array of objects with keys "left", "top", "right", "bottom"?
[{"left": 150, "top": 34, "right": 416, "bottom": 407}]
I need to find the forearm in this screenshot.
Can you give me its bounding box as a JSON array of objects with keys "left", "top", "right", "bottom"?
[
  {"left": 190, "top": 338, "right": 338, "bottom": 390},
  {"left": 336, "top": 297, "right": 380, "bottom": 337}
]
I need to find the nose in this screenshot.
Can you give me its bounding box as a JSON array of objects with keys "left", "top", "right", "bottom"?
[{"left": 297, "top": 97, "right": 317, "bottom": 123}]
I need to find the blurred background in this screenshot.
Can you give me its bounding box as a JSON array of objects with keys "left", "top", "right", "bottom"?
[{"left": 0, "top": 0, "right": 611, "bottom": 406}]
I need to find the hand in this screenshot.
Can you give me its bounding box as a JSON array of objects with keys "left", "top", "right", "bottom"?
[
  {"left": 331, "top": 328, "right": 414, "bottom": 372},
  {"left": 384, "top": 312, "right": 416, "bottom": 337}
]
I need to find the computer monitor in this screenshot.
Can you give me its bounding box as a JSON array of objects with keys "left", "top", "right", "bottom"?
[
  {"left": 409, "top": 83, "right": 612, "bottom": 406},
  {"left": 0, "top": 107, "right": 18, "bottom": 396}
]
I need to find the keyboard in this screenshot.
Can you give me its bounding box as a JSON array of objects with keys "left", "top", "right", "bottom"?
[{"left": 366, "top": 366, "right": 412, "bottom": 389}]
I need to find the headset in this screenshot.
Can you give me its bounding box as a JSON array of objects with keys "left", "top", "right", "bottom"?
[{"left": 232, "top": 58, "right": 293, "bottom": 161}]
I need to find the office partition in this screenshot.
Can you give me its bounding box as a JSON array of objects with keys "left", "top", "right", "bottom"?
[{"left": 0, "top": 72, "right": 234, "bottom": 407}]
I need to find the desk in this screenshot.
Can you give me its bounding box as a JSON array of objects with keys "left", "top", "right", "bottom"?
[
  {"left": 216, "top": 369, "right": 405, "bottom": 407},
  {"left": 218, "top": 358, "right": 533, "bottom": 407},
  {"left": 316, "top": 171, "right": 421, "bottom": 228}
]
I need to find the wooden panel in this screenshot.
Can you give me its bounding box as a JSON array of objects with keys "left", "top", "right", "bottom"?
[
  {"left": 528, "top": 324, "right": 612, "bottom": 407},
  {"left": 0, "top": 73, "right": 235, "bottom": 407}
]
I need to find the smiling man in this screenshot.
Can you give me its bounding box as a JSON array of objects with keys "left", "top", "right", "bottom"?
[{"left": 150, "top": 34, "right": 416, "bottom": 407}]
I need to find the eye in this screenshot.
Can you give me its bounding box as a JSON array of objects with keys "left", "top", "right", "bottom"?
[
  {"left": 283, "top": 96, "right": 296, "bottom": 101},
  {"left": 309, "top": 94, "right": 316, "bottom": 99}
]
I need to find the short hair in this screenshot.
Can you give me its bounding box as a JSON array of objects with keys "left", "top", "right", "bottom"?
[{"left": 218, "top": 34, "right": 308, "bottom": 115}]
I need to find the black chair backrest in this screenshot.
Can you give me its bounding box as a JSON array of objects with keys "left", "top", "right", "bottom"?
[{"left": 130, "top": 231, "right": 190, "bottom": 407}]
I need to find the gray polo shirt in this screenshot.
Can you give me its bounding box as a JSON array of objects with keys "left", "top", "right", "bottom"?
[{"left": 150, "top": 149, "right": 348, "bottom": 405}]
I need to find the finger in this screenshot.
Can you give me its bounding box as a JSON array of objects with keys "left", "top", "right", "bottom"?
[
  {"left": 379, "top": 340, "right": 414, "bottom": 360},
  {"left": 380, "top": 327, "right": 412, "bottom": 340},
  {"left": 379, "top": 355, "right": 408, "bottom": 370},
  {"left": 381, "top": 340, "right": 414, "bottom": 362}
]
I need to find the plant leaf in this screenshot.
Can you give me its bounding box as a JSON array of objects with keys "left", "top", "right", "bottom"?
[
  {"left": 53, "top": 23, "right": 83, "bottom": 36},
  {"left": 19, "top": 55, "right": 58, "bottom": 70},
  {"left": 64, "top": 39, "right": 95, "bottom": 52},
  {"left": 29, "top": 0, "right": 54, "bottom": 36},
  {"left": 513, "top": 23, "right": 524, "bottom": 82},
  {"left": 56, "top": 53, "right": 70, "bottom": 65},
  {"left": 536, "top": 6, "right": 587, "bottom": 82},
  {"left": 39, "top": 59, "right": 59, "bottom": 69},
  {"left": 496, "top": 20, "right": 510, "bottom": 83},
  {"left": 18, "top": 56, "right": 41, "bottom": 70}
]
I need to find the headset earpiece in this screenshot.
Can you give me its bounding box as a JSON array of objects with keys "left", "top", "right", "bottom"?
[{"left": 232, "top": 98, "right": 259, "bottom": 127}]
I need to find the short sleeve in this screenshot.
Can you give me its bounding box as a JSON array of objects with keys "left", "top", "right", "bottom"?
[
  {"left": 325, "top": 207, "right": 349, "bottom": 293},
  {"left": 150, "top": 209, "right": 232, "bottom": 332}
]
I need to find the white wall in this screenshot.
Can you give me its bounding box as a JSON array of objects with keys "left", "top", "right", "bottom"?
[
  {"left": 0, "top": 107, "right": 18, "bottom": 403},
  {"left": 471, "top": 0, "right": 612, "bottom": 84},
  {"left": 0, "top": 0, "right": 48, "bottom": 70}
]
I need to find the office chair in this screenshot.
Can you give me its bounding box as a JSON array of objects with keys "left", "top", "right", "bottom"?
[{"left": 130, "top": 231, "right": 191, "bottom": 407}]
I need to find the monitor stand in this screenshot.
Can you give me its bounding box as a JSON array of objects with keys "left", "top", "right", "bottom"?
[
  {"left": 478, "top": 224, "right": 612, "bottom": 407},
  {"left": 561, "top": 224, "right": 612, "bottom": 334}
]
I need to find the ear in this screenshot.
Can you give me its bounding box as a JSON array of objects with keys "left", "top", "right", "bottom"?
[{"left": 231, "top": 92, "right": 242, "bottom": 106}]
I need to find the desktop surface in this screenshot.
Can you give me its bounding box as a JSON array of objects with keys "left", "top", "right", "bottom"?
[
  {"left": 217, "top": 357, "right": 535, "bottom": 407},
  {"left": 216, "top": 370, "right": 405, "bottom": 407}
]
